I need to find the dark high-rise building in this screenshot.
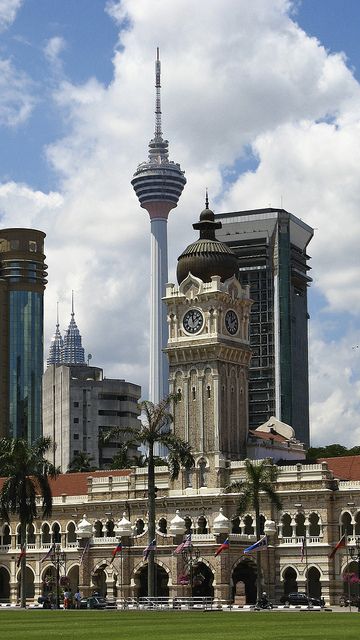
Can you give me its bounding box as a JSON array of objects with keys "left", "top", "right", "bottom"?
[
  {"left": 215, "top": 208, "right": 313, "bottom": 445},
  {"left": 0, "top": 228, "right": 47, "bottom": 441}
]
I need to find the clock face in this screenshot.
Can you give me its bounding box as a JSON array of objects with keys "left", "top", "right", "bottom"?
[
  {"left": 183, "top": 309, "right": 204, "bottom": 334},
  {"left": 225, "top": 309, "right": 238, "bottom": 335}
]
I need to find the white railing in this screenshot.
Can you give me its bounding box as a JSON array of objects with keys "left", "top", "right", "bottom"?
[
  {"left": 92, "top": 536, "right": 118, "bottom": 545},
  {"left": 347, "top": 535, "right": 360, "bottom": 545},
  {"left": 229, "top": 533, "right": 256, "bottom": 542},
  {"left": 191, "top": 534, "right": 215, "bottom": 542},
  {"left": 65, "top": 542, "right": 78, "bottom": 549},
  {"left": 339, "top": 481, "right": 360, "bottom": 490},
  {"left": 0, "top": 545, "right": 10, "bottom": 552}
]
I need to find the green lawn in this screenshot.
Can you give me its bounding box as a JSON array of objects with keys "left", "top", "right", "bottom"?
[{"left": 0, "top": 610, "right": 359, "bottom": 640}]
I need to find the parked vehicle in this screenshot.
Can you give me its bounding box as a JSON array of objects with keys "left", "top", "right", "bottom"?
[
  {"left": 79, "top": 596, "right": 117, "bottom": 610},
  {"left": 280, "top": 592, "right": 325, "bottom": 607}
]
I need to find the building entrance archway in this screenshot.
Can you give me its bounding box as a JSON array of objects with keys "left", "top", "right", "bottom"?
[
  {"left": 17, "top": 567, "right": 35, "bottom": 600},
  {"left": 232, "top": 558, "right": 257, "bottom": 604},
  {"left": 283, "top": 567, "right": 298, "bottom": 596},
  {"left": 92, "top": 567, "right": 107, "bottom": 597},
  {"left": 308, "top": 567, "right": 321, "bottom": 600},
  {"left": 67, "top": 566, "right": 79, "bottom": 593},
  {"left": 0, "top": 567, "right": 10, "bottom": 601},
  {"left": 192, "top": 562, "right": 214, "bottom": 598},
  {"left": 134, "top": 564, "right": 169, "bottom": 598}
]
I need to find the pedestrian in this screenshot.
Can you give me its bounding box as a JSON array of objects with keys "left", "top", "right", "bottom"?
[
  {"left": 74, "top": 589, "right": 81, "bottom": 609},
  {"left": 63, "top": 589, "right": 70, "bottom": 609}
]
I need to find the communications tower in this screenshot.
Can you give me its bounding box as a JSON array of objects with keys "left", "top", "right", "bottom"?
[{"left": 132, "top": 49, "right": 186, "bottom": 404}]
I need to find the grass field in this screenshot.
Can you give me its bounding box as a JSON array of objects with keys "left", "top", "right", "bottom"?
[{"left": 0, "top": 610, "right": 359, "bottom": 640}]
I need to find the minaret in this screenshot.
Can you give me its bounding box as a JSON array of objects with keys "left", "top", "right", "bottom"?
[
  {"left": 132, "top": 48, "right": 186, "bottom": 405},
  {"left": 47, "top": 302, "right": 63, "bottom": 366},
  {"left": 62, "top": 292, "right": 85, "bottom": 365}
]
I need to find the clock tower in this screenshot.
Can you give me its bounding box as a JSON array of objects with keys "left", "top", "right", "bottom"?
[{"left": 164, "top": 199, "right": 252, "bottom": 487}]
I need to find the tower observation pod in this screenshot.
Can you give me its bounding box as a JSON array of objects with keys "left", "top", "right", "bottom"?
[{"left": 131, "top": 48, "right": 186, "bottom": 405}]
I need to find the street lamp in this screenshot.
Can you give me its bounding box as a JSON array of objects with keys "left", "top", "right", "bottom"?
[
  {"left": 49, "top": 543, "right": 67, "bottom": 609},
  {"left": 348, "top": 539, "right": 360, "bottom": 612},
  {"left": 182, "top": 544, "right": 201, "bottom": 598}
]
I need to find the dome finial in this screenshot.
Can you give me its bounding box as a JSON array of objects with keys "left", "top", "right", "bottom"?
[{"left": 205, "top": 188, "right": 209, "bottom": 210}]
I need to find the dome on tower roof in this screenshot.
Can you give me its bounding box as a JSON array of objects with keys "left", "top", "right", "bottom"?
[{"left": 177, "top": 197, "right": 238, "bottom": 285}]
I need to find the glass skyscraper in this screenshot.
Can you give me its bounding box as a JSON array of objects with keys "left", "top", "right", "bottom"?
[{"left": 0, "top": 229, "right": 47, "bottom": 442}]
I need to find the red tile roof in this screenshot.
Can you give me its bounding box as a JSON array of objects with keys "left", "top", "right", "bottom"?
[
  {"left": 320, "top": 456, "right": 360, "bottom": 481},
  {"left": 0, "top": 469, "right": 131, "bottom": 496},
  {"left": 249, "top": 429, "right": 287, "bottom": 443}
]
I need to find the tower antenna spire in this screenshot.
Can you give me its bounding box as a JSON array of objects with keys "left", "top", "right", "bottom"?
[
  {"left": 56, "top": 301, "right": 59, "bottom": 327},
  {"left": 155, "top": 47, "right": 162, "bottom": 139},
  {"left": 71, "top": 290, "right": 74, "bottom": 317}
]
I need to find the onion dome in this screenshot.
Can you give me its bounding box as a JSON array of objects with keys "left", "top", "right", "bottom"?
[
  {"left": 115, "top": 513, "right": 133, "bottom": 537},
  {"left": 169, "top": 510, "right": 186, "bottom": 536},
  {"left": 76, "top": 514, "right": 92, "bottom": 539},
  {"left": 213, "top": 508, "right": 231, "bottom": 534},
  {"left": 264, "top": 518, "right": 277, "bottom": 536},
  {"left": 177, "top": 195, "right": 238, "bottom": 285}
]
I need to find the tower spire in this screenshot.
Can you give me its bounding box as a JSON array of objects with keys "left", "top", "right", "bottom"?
[
  {"left": 71, "top": 289, "right": 74, "bottom": 317},
  {"left": 155, "top": 47, "right": 162, "bottom": 140},
  {"left": 47, "top": 302, "right": 64, "bottom": 366},
  {"left": 62, "top": 292, "right": 85, "bottom": 364}
]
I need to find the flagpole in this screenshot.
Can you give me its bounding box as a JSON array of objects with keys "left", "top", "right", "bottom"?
[
  {"left": 345, "top": 531, "right": 351, "bottom": 612},
  {"left": 304, "top": 536, "right": 309, "bottom": 600}
]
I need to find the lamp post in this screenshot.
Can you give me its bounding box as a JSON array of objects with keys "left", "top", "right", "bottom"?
[
  {"left": 264, "top": 519, "right": 276, "bottom": 599},
  {"left": 182, "top": 544, "right": 200, "bottom": 598},
  {"left": 348, "top": 539, "right": 360, "bottom": 612},
  {"left": 49, "top": 543, "right": 67, "bottom": 609},
  {"left": 115, "top": 513, "right": 133, "bottom": 603}
]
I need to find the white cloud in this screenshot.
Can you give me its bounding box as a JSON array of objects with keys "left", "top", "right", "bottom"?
[
  {"left": 1, "top": 0, "right": 360, "bottom": 444},
  {"left": 44, "top": 36, "right": 66, "bottom": 72},
  {"left": 0, "top": 58, "right": 36, "bottom": 126},
  {"left": 0, "top": 0, "right": 22, "bottom": 31}
]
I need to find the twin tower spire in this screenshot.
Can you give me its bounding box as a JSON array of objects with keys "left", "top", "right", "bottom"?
[{"left": 47, "top": 293, "right": 85, "bottom": 366}]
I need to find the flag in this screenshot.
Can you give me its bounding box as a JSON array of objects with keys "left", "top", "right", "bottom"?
[
  {"left": 215, "top": 538, "right": 229, "bottom": 557},
  {"left": 300, "top": 537, "right": 306, "bottom": 562},
  {"left": 40, "top": 543, "right": 55, "bottom": 563},
  {"left": 143, "top": 539, "right": 156, "bottom": 560},
  {"left": 110, "top": 540, "right": 123, "bottom": 564},
  {"left": 17, "top": 544, "right": 26, "bottom": 568},
  {"left": 243, "top": 535, "right": 268, "bottom": 554},
  {"left": 79, "top": 538, "right": 90, "bottom": 566},
  {"left": 329, "top": 534, "right": 346, "bottom": 559},
  {"left": 174, "top": 534, "right": 192, "bottom": 555}
]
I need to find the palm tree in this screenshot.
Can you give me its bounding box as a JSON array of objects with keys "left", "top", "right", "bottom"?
[
  {"left": 104, "top": 394, "right": 194, "bottom": 597},
  {"left": 0, "top": 437, "right": 58, "bottom": 607},
  {"left": 67, "top": 451, "right": 96, "bottom": 472},
  {"left": 228, "top": 458, "right": 282, "bottom": 603}
]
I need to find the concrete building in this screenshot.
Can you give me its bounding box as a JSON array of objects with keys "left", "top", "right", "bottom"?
[
  {"left": 215, "top": 208, "right": 313, "bottom": 446},
  {"left": 0, "top": 228, "right": 47, "bottom": 441},
  {"left": 132, "top": 49, "right": 186, "bottom": 406},
  {"left": 42, "top": 364, "right": 141, "bottom": 472}
]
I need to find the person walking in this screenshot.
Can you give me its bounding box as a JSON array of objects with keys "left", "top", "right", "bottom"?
[{"left": 74, "top": 589, "right": 81, "bottom": 609}]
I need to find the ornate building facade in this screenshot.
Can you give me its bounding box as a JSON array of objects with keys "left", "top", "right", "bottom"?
[{"left": 0, "top": 459, "right": 358, "bottom": 606}]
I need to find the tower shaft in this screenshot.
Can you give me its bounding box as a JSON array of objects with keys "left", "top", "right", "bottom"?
[{"left": 149, "top": 218, "right": 168, "bottom": 404}]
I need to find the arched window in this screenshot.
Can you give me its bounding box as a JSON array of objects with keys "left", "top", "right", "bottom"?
[
  {"left": 281, "top": 514, "right": 292, "bottom": 538},
  {"left": 244, "top": 515, "right": 254, "bottom": 535},
  {"left": 106, "top": 520, "right": 115, "bottom": 536},
  {"left": 309, "top": 513, "right": 320, "bottom": 537},
  {"left": 232, "top": 517, "right": 241, "bottom": 534},
  {"left": 184, "top": 517, "right": 192, "bottom": 534},
  {"left": 197, "top": 516, "right": 208, "bottom": 534},
  {"left": 341, "top": 512, "right": 353, "bottom": 537},
  {"left": 355, "top": 512, "right": 360, "bottom": 536},
  {"left": 135, "top": 519, "right": 145, "bottom": 536},
  {"left": 52, "top": 523, "right": 61, "bottom": 544},
  {"left": 184, "top": 467, "right": 193, "bottom": 488},
  {"left": 295, "top": 513, "right": 305, "bottom": 537},
  {"left": 207, "top": 386, "right": 211, "bottom": 399},
  {"left": 67, "top": 522, "right": 77, "bottom": 544},
  {"left": 94, "top": 521, "right": 103, "bottom": 538},
  {"left": 158, "top": 518, "right": 167, "bottom": 534},
  {"left": 283, "top": 567, "right": 298, "bottom": 596},
  {"left": 41, "top": 524, "right": 51, "bottom": 545},
  {"left": 3, "top": 525, "right": 11, "bottom": 546},
  {"left": 192, "top": 387, "right": 196, "bottom": 400},
  {"left": 198, "top": 459, "right": 207, "bottom": 488},
  {"left": 177, "top": 388, "right": 182, "bottom": 401},
  {"left": 27, "top": 524, "right": 35, "bottom": 545}
]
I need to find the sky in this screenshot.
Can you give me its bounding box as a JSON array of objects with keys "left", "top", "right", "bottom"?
[{"left": 0, "top": 0, "right": 360, "bottom": 447}]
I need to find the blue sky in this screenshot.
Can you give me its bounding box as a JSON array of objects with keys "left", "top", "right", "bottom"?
[{"left": 1, "top": 0, "right": 360, "bottom": 447}]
